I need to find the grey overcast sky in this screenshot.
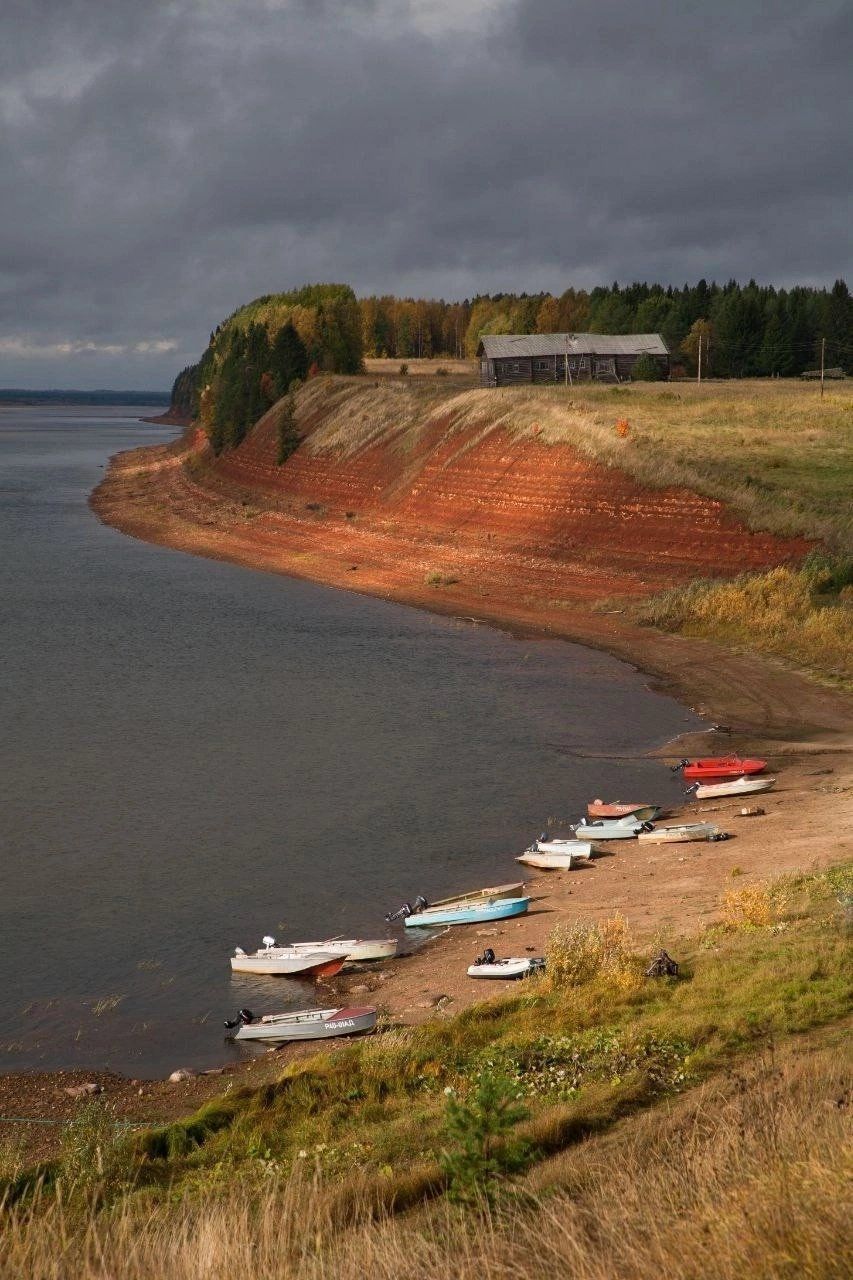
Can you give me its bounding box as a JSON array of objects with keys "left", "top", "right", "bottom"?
[{"left": 1, "top": 0, "right": 851, "bottom": 388}]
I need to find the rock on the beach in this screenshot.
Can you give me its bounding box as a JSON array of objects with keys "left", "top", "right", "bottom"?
[
  {"left": 417, "top": 993, "right": 452, "bottom": 1009},
  {"left": 168, "top": 1068, "right": 198, "bottom": 1083},
  {"left": 64, "top": 1082, "right": 102, "bottom": 1100}
]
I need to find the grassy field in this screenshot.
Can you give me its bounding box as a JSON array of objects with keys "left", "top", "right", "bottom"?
[{"left": 4, "top": 867, "right": 851, "bottom": 1277}]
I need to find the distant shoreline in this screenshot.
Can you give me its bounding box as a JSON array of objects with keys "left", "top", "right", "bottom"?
[{"left": 0, "top": 390, "right": 170, "bottom": 407}]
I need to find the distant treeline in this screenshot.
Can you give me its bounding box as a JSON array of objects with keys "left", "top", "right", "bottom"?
[
  {"left": 0, "top": 389, "right": 170, "bottom": 405},
  {"left": 358, "top": 279, "right": 853, "bottom": 376},
  {"left": 172, "top": 278, "right": 853, "bottom": 444}
]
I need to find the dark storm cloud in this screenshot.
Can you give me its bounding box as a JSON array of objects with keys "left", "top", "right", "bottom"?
[{"left": 1, "top": 0, "right": 850, "bottom": 386}]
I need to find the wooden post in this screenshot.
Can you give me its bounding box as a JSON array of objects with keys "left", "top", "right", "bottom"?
[
  {"left": 820, "top": 336, "right": 826, "bottom": 397},
  {"left": 697, "top": 332, "right": 702, "bottom": 385},
  {"left": 565, "top": 335, "right": 569, "bottom": 387}
]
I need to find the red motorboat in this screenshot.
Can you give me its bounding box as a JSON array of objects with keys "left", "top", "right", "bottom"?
[
  {"left": 678, "top": 756, "right": 767, "bottom": 781},
  {"left": 587, "top": 800, "right": 662, "bottom": 820}
]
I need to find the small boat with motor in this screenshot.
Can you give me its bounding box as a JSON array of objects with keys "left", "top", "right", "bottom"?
[
  {"left": 225, "top": 1004, "right": 377, "bottom": 1043},
  {"left": 399, "top": 896, "right": 531, "bottom": 928},
  {"left": 467, "top": 949, "right": 545, "bottom": 980},
  {"left": 286, "top": 938, "right": 398, "bottom": 963},
  {"left": 230, "top": 938, "right": 346, "bottom": 978},
  {"left": 690, "top": 775, "right": 776, "bottom": 800},
  {"left": 517, "top": 837, "right": 594, "bottom": 869},
  {"left": 428, "top": 881, "right": 525, "bottom": 908},
  {"left": 637, "top": 822, "right": 724, "bottom": 844},
  {"left": 676, "top": 756, "right": 767, "bottom": 781},
  {"left": 587, "top": 801, "right": 662, "bottom": 820},
  {"left": 572, "top": 814, "right": 652, "bottom": 840}
]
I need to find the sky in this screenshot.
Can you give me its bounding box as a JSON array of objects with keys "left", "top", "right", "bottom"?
[{"left": 1, "top": 0, "right": 851, "bottom": 389}]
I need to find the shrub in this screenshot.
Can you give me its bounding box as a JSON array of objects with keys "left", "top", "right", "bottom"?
[
  {"left": 399, "top": 363, "right": 409, "bottom": 376},
  {"left": 631, "top": 353, "right": 663, "bottom": 381},
  {"left": 435, "top": 366, "right": 449, "bottom": 376},
  {"left": 440, "top": 1072, "right": 530, "bottom": 1205},
  {"left": 276, "top": 389, "right": 300, "bottom": 465},
  {"left": 545, "top": 915, "right": 640, "bottom": 990}
]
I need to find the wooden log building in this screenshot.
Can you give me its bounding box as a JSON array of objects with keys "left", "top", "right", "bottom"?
[{"left": 477, "top": 333, "right": 670, "bottom": 386}]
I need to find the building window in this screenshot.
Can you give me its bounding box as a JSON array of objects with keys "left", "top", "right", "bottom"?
[
  {"left": 510, "top": 361, "right": 522, "bottom": 373},
  {"left": 535, "top": 360, "right": 550, "bottom": 371},
  {"left": 579, "top": 357, "right": 587, "bottom": 370}
]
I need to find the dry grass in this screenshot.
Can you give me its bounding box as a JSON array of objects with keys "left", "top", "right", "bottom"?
[
  {"left": 3, "top": 1037, "right": 849, "bottom": 1279},
  {"left": 291, "top": 377, "right": 852, "bottom": 552},
  {"left": 545, "top": 914, "right": 641, "bottom": 992},
  {"left": 634, "top": 565, "right": 853, "bottom": 686}
]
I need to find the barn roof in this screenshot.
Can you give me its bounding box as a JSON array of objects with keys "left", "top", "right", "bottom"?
[{"left": 478, "top": 333, "right": 669, "bottom": 358}]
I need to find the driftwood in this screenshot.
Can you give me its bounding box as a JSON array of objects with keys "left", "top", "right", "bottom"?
[{"left": 646, "top": 950, "right": 679, "bottom": 978}]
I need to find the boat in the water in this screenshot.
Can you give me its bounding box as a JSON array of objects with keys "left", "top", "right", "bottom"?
[
  {"left": 572, "top": 814, "right": 651, "bottom": 840},
  {"left": 637, "top": 822, "right": 723, "bottom": 844},
  {"left": 403, "top": 896, "right": 531, "bottom": 928},
  {"left": 230, "top": 938, "right": 346, "bottom": 978},
  {"left": 677, "top": 756, "right": 766, "bottom": 781},
  {"left": 517, "top": 837, "right": 593, "bottom": 869},
  {"left": 690, "top": 775, "right": 776, "bottom": 800},
  {"left": 225, "top": 1004, "right": 377, "bottom": 1043},
  {"left": 286, "top": 938, "right": 398, "bottom": 963},
  {"left": 467, "top": 949, "right": 545, "bottom": 980},
  {"left": 587, "top": 801, "right": 662, "bottom": 820}
]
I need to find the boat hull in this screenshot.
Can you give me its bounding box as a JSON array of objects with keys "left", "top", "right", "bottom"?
[
  {"left": 429, "top": 881, "right": 525, "bottom": 909},
  {"left": 230, "top": 951, "right": 345, "bottom": 978},
  {"left": 517, "top": 850, "right": 575, "bottom": 869},
  {"left": 467, "top": 958, "right": 544, "bottom": 979},
  {"left": 682, "top": 757, "right": 766, "bottom": 780},
  {"left": 404, "top": 897, "right": 531, "bottom": 928},
  {"left": 587, "top": 802, "right": 661, "bottom": 820},
  {"left": 527, "top": 838, "right": 594, "bottom": 860},
  {"left": 693, "top": 776, "right": 776, "bottom": 800},
  {"left": 287, "top": 939, "right": 398, "bottom": 963},
  {"left": 573, "top": 819, "right": 645, "bottom": 840},
  {"left": 234, "top": 1006, "right": 377, "bottom": 1043},
  {"left": 637, "top": 823, "right": 720, "bottom": 844}
]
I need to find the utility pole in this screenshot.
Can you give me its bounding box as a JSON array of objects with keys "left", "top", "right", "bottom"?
[
  {"left": 820, "top": 336, "right": 826, "bottom": 397},
  {"left": 565, "top": 334, "right": 568, "bottom": 387},
  {"left": 697, "top": 331, "right": 702, "bottom": 385}
]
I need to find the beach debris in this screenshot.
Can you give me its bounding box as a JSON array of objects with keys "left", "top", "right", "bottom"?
[
  {"left": 168, "top": 1068, "right": 198, "bottom": 1083},
  {"left": 64, "top": 1082, "right": 102, "bottom": 1100},
  {"left": 740, "top": 806, "right": 765, "bottom": 817},
  {"left": 645, "top": 951, "right": 679, "bottom": 979}
]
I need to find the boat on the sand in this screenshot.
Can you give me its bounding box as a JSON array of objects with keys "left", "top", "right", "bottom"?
[
  {"left": 286, "top": 938, "right": 398, "bottom": 963},
  {"left": 677, "top": 757, "right": 766, "bottom": 781},
  {"left": 429, "top": 881, "right": 525, "bottom": 908},
  {"left": 572, "top": 814, "right": 651, "bottom": 840},
  {"left": 587, "top": 801, "right": 662, "bottom": 820},
  {"left": 637, "top": 822, "right": 723, "bottom": 844},
  {"left": 230, "top": 938, "right": 346, "bottom": 978},
  {"left": 467, "top": 950, "right": 545, "bottom": 980},
  {"left": 517, "top": 837, "right": 594, "bottom": 869},
  {"left": 690, "top": 775, "right": 776, "bottom": 800},
  {"left": 225, "top": 1005, "right": 377, "bottom": 1043},
  {"left": 403, "top": 897, "right": 531, "bottom": 928}
]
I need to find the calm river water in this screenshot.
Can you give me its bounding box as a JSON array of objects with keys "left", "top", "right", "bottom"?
[{"left": 0, "top": 406, "right": 702, "bottom": 1076}]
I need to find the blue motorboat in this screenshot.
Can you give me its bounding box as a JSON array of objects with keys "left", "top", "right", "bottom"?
[{"left": 403, "top": 896, "right": 531, "bottom": 928}]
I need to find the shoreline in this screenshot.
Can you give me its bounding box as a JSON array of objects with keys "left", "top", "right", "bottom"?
[{"left": 4, "top": 421, "right": 850, "bottom": 1161}]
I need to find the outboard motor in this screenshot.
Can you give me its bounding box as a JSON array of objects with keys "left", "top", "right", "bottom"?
[
  {"left": 385, "top": 901, "right": 413, "bottom": 923},
  {"left": 671, "top": 758, "right": 690, "bottom": 773},
  {"left": 224, "top": 1007, "right": 254, "bottom": 1031},
  {"left": 480, "top": 947, "right": 496, "bottom": 966},
  {"left": 683, "top": 783, "right": 699, "bottom": 796},
  {"left": 413, "top": 895, "right": 429, "bottom": 912},
  {"left": 641, "top": 821, "right": 656, "bottom": 832}
]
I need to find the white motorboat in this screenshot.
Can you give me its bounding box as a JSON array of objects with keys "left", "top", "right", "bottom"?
[
  {"left": 517, "top": 837, "right": 594, "bottom": 869},
  {"left": 225, "top": 1005, "right": 377, "bottom": 1043},
  {"left": 637, "top": 822, "right": 723, "bottom": 844},
  {"left": 287, "top": 938, "right": 398, "bottom": 963},
  {"left": 573, "top": 814, "right": 650, "bottom": 840},
  {"left": 467, "top": 952, "right": 545, "bottom": 980},
  {"left": 230, "top": 937, "right": 345, "bottom": 978},
  {"left": 691, "top": 775, "right": 776, "bottom": 800}
]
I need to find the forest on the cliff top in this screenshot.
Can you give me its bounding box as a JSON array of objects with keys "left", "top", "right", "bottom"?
[{"left": 171, "top": 277, "right": 853, "bottom": 417}]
